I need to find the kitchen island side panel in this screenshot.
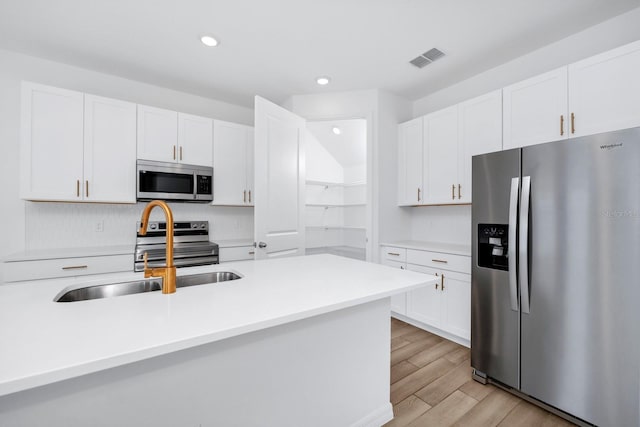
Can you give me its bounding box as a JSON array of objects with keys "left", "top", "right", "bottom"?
[{"left": 0, "top": 298, "right": 393, "bottom": 427}]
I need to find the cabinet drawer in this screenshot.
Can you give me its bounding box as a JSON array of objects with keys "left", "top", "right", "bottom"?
[
  {"left": 406, "top": 249, "right": 470, "bottom": 274},
  {"left": 219, "top": 246, "right": 255, "bottom": 262},
  {"left": 4, "top": 254, "right": 132, "bottom": 282},
  {"left": 381, "top": 246, "right": 407, "bottom": 263}
]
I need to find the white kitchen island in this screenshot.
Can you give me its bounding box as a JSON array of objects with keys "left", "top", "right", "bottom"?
[{"left": 0, "top": 254, "right": 436, "bottom": 427}]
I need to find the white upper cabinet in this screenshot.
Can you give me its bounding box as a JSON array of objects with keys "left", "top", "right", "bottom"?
[
  {"left": 137, "top": 106, "right": 212, "bottom": 167},
  {"left": 212, "top": 120, "right": 254, "bottom": 206},
  {"left": 20, "top": 82, "right": 84, "bottom": 201},
  {"left": 458, "top": 90, "right": 503, "bottom": 203},
  {"left": 178, "top": 113, "right": 213, "bottom": 166},
  {"left": 83, "top": 95, "right": 137, "bottom": 203},
  {"left": 568, "top": 39, "right": 640, "bottom": 138},
  {"left": 397, "top": 117, "right": 423, "bottom": 206},
  {"left": 20, "top": 83, "right": 136, "bottom": 203},
  {"left": 424, "top": 106, "right": 459, "bottom": 204},
  {"left": 503, "top": 67, "right": 568, "bottom": 150},
  {"left": 137, "top": 105, "right": 178, "bottom": 163}
]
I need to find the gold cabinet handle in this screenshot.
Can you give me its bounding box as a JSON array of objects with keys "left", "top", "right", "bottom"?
[
  {"left": 432, "top": 259, "right": 448, "bottom": 263},
  {"left": 76, "top": 180, "right": 80, "bottom": 197},
  {"left": 452, "top": 184, "right": 455, "bottom": 200},
  {"left": 441, "top": 273, "right": 445, "bottom": 291},
  {"left": 173, "top": 145, "right": 176, "bottom": 160},
  {"left": 387, "top": 252, "right": 400, "bottom": 256},
  {"left": 560, "top": 115, "right": 564, "bottom": 136},
  {"left": 248, "top": 190, "right": 251, "bottom": 203},
  {"left": 179, "top": 146, "right": 183, "bottom": 161},
  {"left": 243, "top": 190, "right": 247, "bottom": 203},
  {"left": 417, "top": 187, "right": 421, "bottom": 202},
  {"left": 435, "top": 272, "right": 439, "bottom": 290},
  {"left": 248, "top": 251, "right": 255, "bottom": 255},
  {"left": 62, "top": 265, "right": 88, "bottom": 271},
  {"left": 571, "top": 113, "right": 575, "bottom": 134},
  {"left": 458, "top": 184, "right": 461, "bottom": 199},
  {"left": 85, "top": 180, "right": 89, "bottom": 198}
]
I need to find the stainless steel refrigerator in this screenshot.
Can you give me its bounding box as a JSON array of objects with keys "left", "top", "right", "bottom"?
[{"left": 471, "top": 127, "right": 640, "bottom": 426}]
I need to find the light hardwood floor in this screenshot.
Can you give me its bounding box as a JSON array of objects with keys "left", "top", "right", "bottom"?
[{"left": 385, "top": 318, "right": 576, "bottom": 427}]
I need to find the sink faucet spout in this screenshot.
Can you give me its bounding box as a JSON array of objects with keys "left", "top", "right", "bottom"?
[{"left": 139, "top": 200, "right": 176, "bottom": 294}]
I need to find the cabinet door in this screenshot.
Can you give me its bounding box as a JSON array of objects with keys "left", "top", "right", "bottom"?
[
  {"left": 397, "top": 117, "right": 423, "bottom": 205},
  {"left": 212, "top": 120, "right": 249, "bottom": 205},
  {"left": 441, "top": 271, "right": 471, "bottom": 340},
  {"left": 381, "top": 258, "right": 407, "bottom": 315},
  {"left": 458, "top": 90, "right": 503, "bottom": 203},
  {"left": 569, "top": 40, "right": 640, "bottom": 138},
  {"left": 137, "top": 105, "right": 178, "bottom": 162},
  {"left": 405, "top": 264, "right": 441, "bottom": 328},
  {"left": 246, "top": 127, "right": 255, "bottom": 205},
  {"left": 20, "top": 82, "right": 84, "bottom": 201},
  {"left": 84, "top": 95, "right": 137, "bottom": 203},
  {"left": 503, "top": 67, "right": 568, "bottom": 149},
  {"left": 178, "top": 113, "right": 213, "bottom": 166},
  {"left": 425, "top": 106, "right": 458, "bottom": 204}
]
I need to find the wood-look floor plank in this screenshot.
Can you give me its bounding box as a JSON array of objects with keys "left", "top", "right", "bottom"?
[
  {"left": 398, "top": 328, "right": 443, "bottom": 344},
  {"left": 391, "top": 337, "right": 412, "bottom": 352},
  {"left": 383, "top": 395, "right": 432, "bottom": 427},
  {"left": 391, "top": 322, "right": 417, "bottom": 339},
  {"left": 458, "top": 379, "right": 496, "bottom": 401},
  {"left": 414, "top": 358, "right": 472, "bottom": 406},
  {"left": 443, "top": 346, "right": 470, "bottom": 365},
  {"left": 391, "top": 361, "right": 420, "bottom": 384},
  {"left": 391, "top": 335, "right": 441, "bottom": 366},
  {"left": 407, "top": 339, "right": 460, "bottom": 368},
  {"left": 497, "top": 401, "right": 576, "bottom": 427},
  {"left": 390, "top": 358, "right": 456, "bottom": 404},
  {"left": 452, "top": 387, "right": 521, "bottom": 427},
  {"left": 407, "top": 390, "right": 478, "bottom": 427}
]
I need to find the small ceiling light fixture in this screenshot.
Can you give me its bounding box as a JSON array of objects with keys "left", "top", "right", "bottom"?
[
  {"left": 200, "top": 35, "right": 219, "bottom": 47},
  {"left": 316, "top": 76, "right": 331, "bottom": 85},
  {"left": 332, "top": 127, "right": 341, "bottom": 135}
]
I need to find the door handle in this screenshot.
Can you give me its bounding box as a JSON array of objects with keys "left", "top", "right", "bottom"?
[
  {"left": 519, "top": 176, "right": 531, "bottom": 314},
  {"left": 258, "top": 242, "right": 267, "bottom": 249},
  {"left": 508, "top": 177, "right": 519, "bottom": 311}
]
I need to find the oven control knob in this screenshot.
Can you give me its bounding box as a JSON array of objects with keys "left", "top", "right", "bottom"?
[
  {"left": 201, "top": 224, "right": 206, "bottom": 229},
  {"left": 150, "top": 224, "right": 157, "bottom": 230},
  {"left": 192, "top": 223, "right": 197, "bottom": 229}
]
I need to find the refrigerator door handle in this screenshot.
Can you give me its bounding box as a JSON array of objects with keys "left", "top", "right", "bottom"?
[
  {"left": 508, "top": 177, "right": 519, "bottom": 311},
  {"left": 519, "top": 176, "right": 531, "bottom": 314}
]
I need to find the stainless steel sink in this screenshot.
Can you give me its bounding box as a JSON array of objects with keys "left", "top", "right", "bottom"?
[{"left": 54, "top": 271, "right": 242, "bottom": 302}]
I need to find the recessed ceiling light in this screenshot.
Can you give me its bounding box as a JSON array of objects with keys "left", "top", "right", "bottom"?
[
  {"left": 332, "top": 127, "right": 341, "bottom": 135},
  {"left": 200, "top": 35, "right": 219, "bottom": 47},
  {"left": 316, "top": 76, "right": 330, "bottom": 85}
]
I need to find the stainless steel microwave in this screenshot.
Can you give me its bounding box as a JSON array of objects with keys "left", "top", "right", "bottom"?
[{"left": 136, "top": 159, "right": 213, "bottom": 202}]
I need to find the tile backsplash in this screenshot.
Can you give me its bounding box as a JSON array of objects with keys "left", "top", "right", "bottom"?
[{"left": 25, "top": 202, "right": 254, "bottom": 250}]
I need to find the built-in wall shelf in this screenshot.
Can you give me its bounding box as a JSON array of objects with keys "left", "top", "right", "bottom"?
[
  {"left": 306, "top": 245, "right": 366, "bottom": 261},
  {"left": 306, "top": 203, "right": 366, "bottom": 208},
  {"left": 306, "top": 180, "right": 366, "bottom": 188},
  {"left": 306, "top": 225, "right": 366, "bottom": 231}
]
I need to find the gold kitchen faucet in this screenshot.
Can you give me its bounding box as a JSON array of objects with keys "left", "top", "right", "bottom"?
[{"left": 139, "top": 200, "right": 176, "bottom": 294}]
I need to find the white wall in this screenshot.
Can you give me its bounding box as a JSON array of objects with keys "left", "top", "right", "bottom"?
[
  {"left": 0, "top": 48, "right": 254, "bottom": 279},
  {"left": 305, "top": 131, "right": 344, "bottom": 183},
  {"left": 286, "top": 89, "right": 413, "bottom": 261},
  {"left": 408, "top": 8, "right": 640, "bottom": 248}
]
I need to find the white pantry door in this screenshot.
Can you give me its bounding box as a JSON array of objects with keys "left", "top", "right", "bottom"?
[{"left": 254, "top": 96, "right": 306, "bottom": 260}]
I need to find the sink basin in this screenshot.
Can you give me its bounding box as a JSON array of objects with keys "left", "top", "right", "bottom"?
[{"left": 54, "top": 271, "right": 242, "bottom": 302}]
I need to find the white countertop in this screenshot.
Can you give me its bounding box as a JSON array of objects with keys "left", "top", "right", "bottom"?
[
  {"left": 3, "top": 245, "right": 134, "bottom": 262},
  {"left": 0, "top": 254, "right": 435, "bottom": 397},
  {"left": 380, "top": 240, "right": 471, "bottom": 256}
]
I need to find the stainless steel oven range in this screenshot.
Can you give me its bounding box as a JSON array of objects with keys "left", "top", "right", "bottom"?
[{"left": 134, "top": 220, "right": 219, "bottom": 272}]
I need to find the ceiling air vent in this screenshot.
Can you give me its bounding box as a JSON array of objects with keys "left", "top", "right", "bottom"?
[{"left": 409, "top": 48, "right": 445, "bottom": 69}]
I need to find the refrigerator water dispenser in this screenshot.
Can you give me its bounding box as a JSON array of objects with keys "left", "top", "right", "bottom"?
[{"left": 477, "top": 224, "right": 508, "bottom": 270}]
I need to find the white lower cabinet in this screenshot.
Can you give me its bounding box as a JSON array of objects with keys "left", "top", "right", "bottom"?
[
  {"left": 380, "top": 246, "right": 407, "bottom": 315},
  {"left": 218, "top": 245, "right": 255, "bottom": 262},
  {"left": 381, "top": 244, "right": 471, "bottom": 345},
  {"left": 3, "top": 254, "right": 132, "bottom": 283}
]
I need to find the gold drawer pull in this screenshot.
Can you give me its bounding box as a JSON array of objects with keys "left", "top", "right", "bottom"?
[
  {"left": 62, "top": 265, "right": 88, "bottom": 271},
  {"left": 388, "top": 252, "right": 400, "bottom": 256},
  {"left": 432, "top": 259, "right": 448, "bottom": 263},
  {"left": 248, "top": 251, "right": 255, "bottom": 255}
]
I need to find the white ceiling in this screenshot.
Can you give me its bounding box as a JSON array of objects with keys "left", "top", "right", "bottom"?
[
  {"left": 0, "top": 0, "right": 638, "bottom": 108},
  {"left": 307, "top": 119, "right": 366, "bottom": 168}
]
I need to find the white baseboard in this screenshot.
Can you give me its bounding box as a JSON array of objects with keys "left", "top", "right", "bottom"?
[{"left": 349, "top": 402, "right": 394, "bottom": 427}]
